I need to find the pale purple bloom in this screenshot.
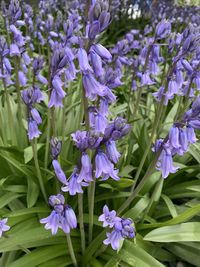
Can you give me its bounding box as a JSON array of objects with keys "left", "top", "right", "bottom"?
[
  {"left": 157, "top": 149, "right": 179, "bottom": 178},
  {"left": 40, "top": 210, "right": 60, "bottom": 235},
  {"left": 31, "top": 108, "right": 42, "bottom": 124},
  {"left": 95, "top": 151, "right": 120, "bottom": 181},
  {"left": 106, "top": 140, "right": 121, "bottom": 164},
  {"left": 94, "top": 113, "right": 108, "bottom": 134},
  {"left": 28, "top": 120, "right": 41, "bottom": 140},
  {"left": 82, "top": 73, "right": 106, "bottom": 100},
  {"left": 92, "top": 44, "right": 112, "bottom": 60},
  {"left": 64, "top": 205, "right": 77, "bottom": 229},
  {"left": 90, "top": 51, "right": 104, "bottom": 77},
  {"left": 49, "top": 194, "right": 65, "bottom": 207},
  {"left": 50, "top": 137, "right": 62, "bottom": 159},
  {"left": 169, "top": 126, "right": 180, "bottom": 149},
  {"left": 98, "top": 205, "right": 118, "bottom": 228},
  {"left": 103, "top": 230, "right": 123, "bottom": 250},
  {"left": 0, "top": 218, "right": 10, "bottom": 237},
  {"left": 40, "top": 195, "right": 77, "bottom": 235},
  {"left": 155, "top": 20, "right": 171, "bottom": 39},
  {"left": 78, "top": 153, "right": 93, "bottom": 182},
  {"left": 10, "top": 43, "right": 20, "bottom": 56},
  {"left": 52, "top": 159, "right": 67, "bottom": 184},
  {"left": 62, "top": 168, "right": 87, "bottom": 195},
  {"left": 78, "top": 48, "right": 93, "bottom": 72}
]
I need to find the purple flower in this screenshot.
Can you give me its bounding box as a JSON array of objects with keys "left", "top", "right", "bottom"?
[
  {"left": 157, "top": 149, "right": 179, "bottom": 178},
  {"left": 98, "top": 205, "right": 118, "bottom": 228},
  {"left": 94, "top": 112, "right": 108, "bottom": 134},
  {"left": 52, "top": 159, "right": 67, "bottom": 184},
  {"left": 82, "top": 73, "right": 106, "bottom": 101},
  {"left": 28, "top": 120, "right": 41, "bottom": 140},
  {"left": 71, "top": 130, "right": 89, "bottom": 151},
  {"left": 10, "top": 43, "right": 20, "bottom": 56},
  {"left": 169, "top": 126, "right": 180, "bottom": 149},
  {"left": 78, "top": 48, "right": 93, "bottom": 72},
  {"left": 49, "top": 194, "right": 65, "bottom": 207},
  {"left": 92, "top": 44, "right": 112, "bottom": 60},
  {"left": 78, "top": 153, "right": 93, "bottom": 183},
  {"left": 90, "top": 51, "right": 104, "bottom": 77},
  {"left": 18, "top": 71, "right": 27, "bottom": 86},
  {"left": 40, "top": 195, "right": 77, "bottom": 235},
  {"left": 155, "top": 20, "right": 171, "bottom": 39},
  {"left": 40, "top": 210, "right": 61, "bottom": 235},
  {"left": 48, "top": 76, "right": 66, "bottom": 108},
  {"left": 62, "top": 167, "right": 87, "bottom": 195},
  {"left": 50, "top": 137, "right": 62, "bottom": 159},
  {"left": 64, "top": 205, "right": 77, "bottom": 229},
  {"left": 95, "top": 150, "right": 119, "bottom": 181},
  {"left": 103, "top": 230, "right": 123, "bottom": 250},
  {"left": 0, "top": 218, "right": 10, "bottom": 237},
  {"left": 106, "top": 140, "right": 121, "bottom": 164},
  {"left": 31, "top": 108, "right": 42, "bottom": 124}
]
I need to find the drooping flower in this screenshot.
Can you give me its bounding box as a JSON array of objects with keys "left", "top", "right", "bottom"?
[
  {"left": 40, "top": 194, "right": 77, "bottom": 235},
  {"left": 0, "top": 218, "right": 10, "bottom": 237}
]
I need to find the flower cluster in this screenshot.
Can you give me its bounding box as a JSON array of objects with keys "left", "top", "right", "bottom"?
[
  {"left": 40, "top": 194, "right": 77, "bottom": 235},
  {"left": 99, "top": 205, "right": 135, "bottom": 250},
  {"left": 153, "top": 96, "right": 200, "bottom": 178}
]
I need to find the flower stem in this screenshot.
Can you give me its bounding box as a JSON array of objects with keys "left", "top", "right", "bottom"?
[
  {"left": 78, "top": 193, "right": 85, "bottom": 254},
  {"left": 88, "top": 180, "right": 95, "bottom": 243},
  {"left": 31, "top": 139, "right": 47, "bottom": 202},
  {"left": 14, "top": 56, "right": 24, "bottom": 148},
  {"left": 66, "top": 234, "right": 78, "bottom": 267},
  {"left": 1, "top": 58, "right": 15, "bottom": 144}
]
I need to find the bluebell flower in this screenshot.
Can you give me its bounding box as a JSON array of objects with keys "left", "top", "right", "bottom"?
[
  {"left": 103, "top": 230, "right": 123, "bottom": 250},
  {"left": 52, "top": 159, "right": 67, "bottom": 184},
  {"left": 0, "top": 218, "right": 10, "bottom": 237},
  {"left": 62, "top": 167, "right": 87, "bottom": 195},
  {"left": 40, "top": 210, "right": 61, "bottom": 235},
  {"left": 40, "top": 195, "right": 77, "bottom": 235},
  {"left": 95, "top": 150, "right": 119, "bottom": 181},
  {"left": 98, "top": 205, "right": 119, "bottom": 228},
  {"left": 28, "top": 120, "right": 41, "bottom": 140},
  {"left": 106, "top": 140, "right": 121, "bottom": 164},
  {"left": 78, "top": 48, "right": 93, "bottom": 72},
  {"left": 78, "top": 153, "right": 93, "bottom": 183}
]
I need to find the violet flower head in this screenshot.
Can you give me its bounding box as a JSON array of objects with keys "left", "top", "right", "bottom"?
[
  {"left": 155, "top": 20, "right": 171, "bottom": 40},
  {"left": 98, "top": 205, "right": 119, "bottom": 228},
  {"left": 28, "top": 120, "right": 41, "bottom": 140},
  {"left": 99, "top": 205, "right": 135, "bottom": 250},
  {"left": 78, "top": 152, "right": 93, "bottom": 183},
  {"left": 52, "top": 159, "right": 67, "bottom": 184},
  {"left": 0, "top": 218, "right": 10, "bottom": 237},
  {"left": 62, "top": 167, "right": 87, "bottom": 195},
  {"left": 95, "top": 150, "right": 120, "bottom": 181},
  {"left": 40, "top": 194, "right": 77, "bottom": 235},
  {"left": 50, "top": 137, "right": 62, "bottom": 159}
]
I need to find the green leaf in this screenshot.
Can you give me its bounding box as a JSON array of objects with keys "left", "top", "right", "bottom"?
[
  {"left": 161, "top": 194, "right": 178, "bottom": 218},
  {"left": 165, "top": 243, "right": 200, "bottom": 267},
  {"left": 24, "top": 144, "right": 43, "bottom": 164},
  {"left": 144, "top": 222, "right": 200, "bottom": 242},
  {"left": 105, "top": 241, "right": 164, "bottom": 267},
  {"left": 27, "top": 179, "right": 39, "bottom": 208},
  {"left": 0, "top": 192, "right": 22, "bottom": 208},
  {"left": 8, "top": 245, "right": 71, "bottom": 267}
]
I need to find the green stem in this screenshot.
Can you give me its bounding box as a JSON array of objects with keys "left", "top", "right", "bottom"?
[
  {"left": 31, "top": 139, "right": 47, "bottom": 202},
  {"left": 88, "top": 180, "right": 95, "bottom": 243},
  {"left": 1, "top": 59, "right": 15, "bottom": 144},
  {"left": 66, "top": 234, "right": 78, "bottom": 267},
  {"left": 78, "top": 193, "right": 86, "bottom": 254},
  {"left": 117, "top": 151, "right": 161, "bottom": 215},
  {"left": 14, "top": 57, "right": 24, "bottom": 148}
]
